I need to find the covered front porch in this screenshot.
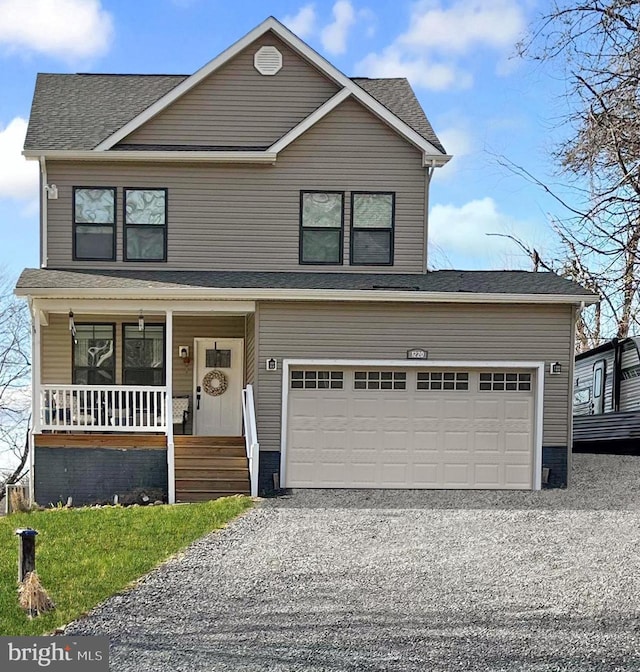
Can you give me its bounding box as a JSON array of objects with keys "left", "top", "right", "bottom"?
[{"left": 30, "top": 298, "right": 259, "bottom": 504}]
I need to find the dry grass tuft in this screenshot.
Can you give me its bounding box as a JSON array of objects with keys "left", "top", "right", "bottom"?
[
  {"left": 9, "top": 487, "right": 30, "bottom": 514},
  {"left": 18, "top": 572, "right": 55, "bottom": 618}
]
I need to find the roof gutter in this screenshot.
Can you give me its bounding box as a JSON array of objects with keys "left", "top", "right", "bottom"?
[
  {"left": 14, "top": 285, "right": 600, "bottom": 305},
  {"left": 23, "top": 150, "right": 278, "bottom": 163}
]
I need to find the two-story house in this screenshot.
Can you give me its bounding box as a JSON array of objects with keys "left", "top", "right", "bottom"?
[{"left": 16, "top": 17, "right": 596, "bottom": 506}]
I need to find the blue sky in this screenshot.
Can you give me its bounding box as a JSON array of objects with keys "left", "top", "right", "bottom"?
[{"left": 0, "top": 0, "right": 570, "bottom": 279}]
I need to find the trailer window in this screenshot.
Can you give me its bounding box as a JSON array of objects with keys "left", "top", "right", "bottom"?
[
  {"left": 593, "top": 368, "right": 603, "bottom": 397},
  {"left": 574, "top": 387, "right": 590, "bottom": 405}
]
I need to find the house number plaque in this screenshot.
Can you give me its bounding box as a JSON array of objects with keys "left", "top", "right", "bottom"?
[{"left": 407, "top": 348, "right": 428, "bottom": 360}]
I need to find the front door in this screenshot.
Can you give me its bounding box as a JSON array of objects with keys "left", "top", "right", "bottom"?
[{"left": 193, "top": 338, "right": 244, "bottom": 436}]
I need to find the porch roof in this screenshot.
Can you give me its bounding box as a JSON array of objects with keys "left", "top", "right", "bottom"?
[{"left": 16, "top": 268, "right": 598, "bottom": 305}]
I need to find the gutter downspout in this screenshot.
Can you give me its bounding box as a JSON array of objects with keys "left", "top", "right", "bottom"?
[
  {"left": 39, "top": 157, "right": 48, "bottom": 268},
  {"left": 424, "top": 162, "right": 435, "bottom": 273}
]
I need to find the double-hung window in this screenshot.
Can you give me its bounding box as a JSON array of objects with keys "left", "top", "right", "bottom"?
[
  {"left": 123, "top": 324, "right": 165, "bottom": 385},
  {"left": 72, "top": 324, "right": 115, "bottom": 384},
  {"left": 73, "top": 187, "right": 116, "bottom": 260},
  {"left": 124, "top": 188, "right": 167, "bottom": 261},
  {"left": 350, "top": 192, "right": 395, "bottom": 265},
  {"left": 299, "top": 191, "right": 344, "bottom": 264}
]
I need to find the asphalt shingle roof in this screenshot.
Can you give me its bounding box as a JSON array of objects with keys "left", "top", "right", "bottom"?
[
  {"left": 25, "top": 74, "right": 187, "bottom": 151},
  {"left": 353, "top": 78, "right": 446, "bottom": 153},
  {"left": 24, "top": 73, "right": 445, "bottom": 152},
  {"left": 16, "top": 268, "right": 596, "bottom": 298}
]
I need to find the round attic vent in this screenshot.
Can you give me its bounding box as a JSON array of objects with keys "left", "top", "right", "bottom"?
[{"left": 254, "top": 46, "right": 282, "bottom": 75}]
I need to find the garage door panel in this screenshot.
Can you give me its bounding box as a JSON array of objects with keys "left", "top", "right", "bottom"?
[
  {"left": 443, "top": 399, "right": 470, "bottom": 418},
  {"left": 505, "top": 464, "right": 531, "bottom": 488},
  {"left": 351, "top": 431, "right": 378, "bottom": 450},
  {"left": 413, "top": 398, "right": 441, "bottom": 420},
  {"left": 475, "top": 463, "right": 500, "bottom": 486},
  {"left": 505, "top": 431, "right": 531, "bottom": 452},
  {"left": 383, "top": 463, "right": 408, "bottom": 485},
  {"left": 474, "top": 431, "right": 501, "bottom": 453},
  {"left": 286, "top": 367, "right": 535, "bottom": 490},
  {"left": 351, "top": 463, "right": 378, "bottom": 486},
  {"left": 413, "top": 431, "right": 440, "bottom": 450},
  {"left": 443, "top": 463, "right": 470, "bottom": 486},
  {"left": 505, "top": 399, "right": 532, "bottom": 419},
  {"left": 443, "top": 431, "right": 470, "bottom": 452},
  {"left": 412, "top": 463, "right": 441, "bottom": 486},
  {"left": 474, "top": 399, "right": 502, "bottom": 419}
]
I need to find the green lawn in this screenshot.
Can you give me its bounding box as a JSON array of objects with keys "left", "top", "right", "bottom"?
[{"left": 0, "top": 496, "right": 253, "bottom": 635}]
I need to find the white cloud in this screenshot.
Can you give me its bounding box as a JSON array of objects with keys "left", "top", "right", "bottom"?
[
  {"left": 434, "top": 124, "right": 474, "bottom": 177},
  {"left": 428, "top": 197, "right": 536, "bottom": 269},
  {"left": 356, "top": 0, "right": 526, "bottom": 90},
  {"left": 358, "top": 47, "right": 471, "bottom": 90},
  {"left": 0, "top": 118, "right": 38, "bottom": 202},
  {"left": 0, "top": 0, "right": 113, "bottom": 61},
  {"left": 321, "top": 0, "right": 356, "bottom": 55},
  {"left": 400, "top": 0, "right": 526, "bottom": 54},
  {"left": 283, "top": 4, "right": 317, "bottom": 38}
]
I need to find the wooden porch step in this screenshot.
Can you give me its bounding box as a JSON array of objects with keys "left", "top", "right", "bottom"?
[
  {"left": 176, "top": 491, "right": 250, "bottom": 502},
  {"left": 173, "top": 445, "right": 246, "bottom": 458},
  {"left": 175, "top": 467, "right": 249, "bottom": 480},
  {"left": 174, "top": 436, "right": 245, "bottom": 447},
  {"left": 174, "top": 435, "right": 250, "bottom": 503},
  {"left": 176, "top": 478, "right": 249, "bottom": 490}
]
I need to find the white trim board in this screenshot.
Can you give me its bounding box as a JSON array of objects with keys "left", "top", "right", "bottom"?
[
  {"left": 24, "top": 150, "right": 277, "bottom": 163},
  {"left": 279, "top": 358, "right": 545, "bottom": 491},
  {"left": 17, "top": 286, "right": 599, "bottom": 306},
  {"left": 91, "top": 17, "right": 449, "bottom": 164}
]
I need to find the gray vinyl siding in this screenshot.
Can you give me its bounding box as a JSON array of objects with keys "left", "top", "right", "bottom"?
[
  {"left": 41, "top": 313, "right": 244, "bottom": 389},
  {"left": 573, "top": 349, "right": 615, "bottom": 415},
  {"left": 121, "top": 32, "right": 339, "bottom": 148},
  {"left": 255, "top": 301, "right": 574, "bottom": 452},
  {"left": 45, "top": 98, "right": 427, "bottom": 273},
  {"left": 171, "top": 316, "right": 244, "bottom": 394}
]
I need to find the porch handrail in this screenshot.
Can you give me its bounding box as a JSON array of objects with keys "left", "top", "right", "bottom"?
[
  {"left": 242, "top": 384, "right": 259, "bottom": 497},
  {"left": 40, "top": 384, "right": 168, "bottom": 433}
]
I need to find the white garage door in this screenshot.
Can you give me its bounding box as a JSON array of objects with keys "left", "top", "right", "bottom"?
[{"left": 285, "top": 367, "right": 536, "bottom": 490}]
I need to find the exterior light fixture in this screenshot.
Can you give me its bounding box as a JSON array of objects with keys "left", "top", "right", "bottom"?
[
  {"left": 138, "top": 311, "right": 144, "bottom": 331},
  {"left": 68, "top": 311, "right": 76, "bottom": 342}
]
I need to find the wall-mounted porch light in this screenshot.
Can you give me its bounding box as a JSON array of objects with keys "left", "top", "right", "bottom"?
[{"left": 138, "top": 311, "right": 144, "bottom": 331}]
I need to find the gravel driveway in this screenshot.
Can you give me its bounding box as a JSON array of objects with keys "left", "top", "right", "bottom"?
[{"left": 67, "top": 454, "right": 640, "bottom": 671}]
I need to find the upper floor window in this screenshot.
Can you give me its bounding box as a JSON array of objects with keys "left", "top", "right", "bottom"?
[
  {"left": 299, "top": 191, "right": 344, "bottom": 264},
  {"left": 72, "top": 324, "right": 115, "bottom": 384},
  {"left": 350, "top": 192, "right": 394, "bottom": 265},
  {"left": 73, "top": 187, "right": 116, "bottom": 261},
  {"left": 124, "top": 188, "right": 167, "bottom": 261}
]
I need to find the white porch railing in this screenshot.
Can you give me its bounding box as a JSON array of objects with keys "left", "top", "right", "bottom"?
[
  {"left": 40, "top": 385, "right": 168, "bottom": 432},
  {"left": 242, "top": 384, "right": 260, "bottom": 498}
]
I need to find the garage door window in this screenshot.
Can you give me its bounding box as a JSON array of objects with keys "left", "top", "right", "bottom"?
[
  {"left": 479, "top": 372, "right": 531, "bottom": 391},
  {"left": 354, "top": 371, "right": 406, "bottom": 390},
  {"left": 291, "top": 370, "right": 343, "bottom": 390},
  {"left": 417, "top": 371, "right": 468, "bottom": 391}
]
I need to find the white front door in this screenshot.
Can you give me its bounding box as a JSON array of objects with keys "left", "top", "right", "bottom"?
[{"left": 193, "top": 338, "right": 244, "bottom": 436}]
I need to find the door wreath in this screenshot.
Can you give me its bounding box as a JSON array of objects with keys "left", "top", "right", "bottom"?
[{"left": 202, "top": 369, "right": 228, "bottom": 396}]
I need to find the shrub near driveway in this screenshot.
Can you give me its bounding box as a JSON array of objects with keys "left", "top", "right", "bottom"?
[{"left": 0, "top": 496, "right": 253, "bottom": 636}]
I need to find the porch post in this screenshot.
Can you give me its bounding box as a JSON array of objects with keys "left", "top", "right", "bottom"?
[
  {"left": 165, "top": 309, "right": 175, "bottom": 504},
  {"left": 30, "top": 302, "right": 42, "bottom": 504}
]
